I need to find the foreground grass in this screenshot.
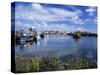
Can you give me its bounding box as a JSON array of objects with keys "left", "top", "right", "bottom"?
[{"left": 15, "top": 55, "right": 97, "bottom": 73}]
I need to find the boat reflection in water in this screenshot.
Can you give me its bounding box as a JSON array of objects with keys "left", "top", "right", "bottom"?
[{"left": 16, "top": 34, "right": 45, "bottom": 49}]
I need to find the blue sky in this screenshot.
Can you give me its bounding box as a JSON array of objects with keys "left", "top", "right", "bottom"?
[{"left": 12, "top": 2, "right": 97, "bottom": 33}]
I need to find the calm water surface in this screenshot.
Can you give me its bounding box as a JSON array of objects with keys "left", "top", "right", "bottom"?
[{"left": 15, "top": 35, "right": 97, "bottom": 59}]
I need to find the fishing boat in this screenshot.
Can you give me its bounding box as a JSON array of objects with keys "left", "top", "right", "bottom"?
[
  {"left": 19, "top": 32, "right": 32, "bottom": 43},
  {"left": 26, "top": 36, "right": 33, "bottom": 42},
  {"left": 37, "top": 35, "right": 41, "bottom": 40},
  {"left": 20, "top": 36, "right": 28, "bottom": 43}
]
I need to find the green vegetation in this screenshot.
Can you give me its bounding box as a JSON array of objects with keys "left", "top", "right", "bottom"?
[{"left": 15, "top": 55, "right": 97, "bottom": 73}]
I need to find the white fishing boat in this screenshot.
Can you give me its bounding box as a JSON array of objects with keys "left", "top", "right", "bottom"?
[
  {"left": 23, "top": 33, "right": 27, "bottom": 36},
  {"left": 37, "top": 35, "right": 41, "bottom": 40}
]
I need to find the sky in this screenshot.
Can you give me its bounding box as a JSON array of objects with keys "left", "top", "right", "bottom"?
[{"left": 12, "top": 2, "right": 97, "bottom": 33}]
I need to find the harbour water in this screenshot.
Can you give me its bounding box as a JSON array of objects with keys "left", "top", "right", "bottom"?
[{"left": 15, "top": 35, "right": 97, "bottom": 60}]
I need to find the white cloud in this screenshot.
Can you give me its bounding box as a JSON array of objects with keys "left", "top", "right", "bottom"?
[
  {"left": 32, "top": 3, "right": 43, "bottom": 10},
  {"left": 64, "top": 25, "right": 87, "bottom": 32},
  {"left": 94, "top": 17, "right": 97, "bottom": 24},
  {"left": 15, "top": 3, "right": 84, "bottom": 25},
  {"left": 86, "top": 7, "right": 96, "bottom": 12},
  {"left": 84, "top": 17, "right": 97, "bottom": 24},
  {"left": 75, "top": 27, "right": 87, "bottom": 31},
  {"left": 15, "top": 3, "right": 95, "bottom": 32},
  {"left": 15, "top": 19, "right": 87, "bottom": 32},
  {"left": 88, "top": 13, "right": 94, "bottom": 16},
  {"left": 71, "top": 16, "right": 84, "bottom": 25},
  {"left": 31, "top": 3, "right": 49, "bottom": 14},
  {"left": 86, "top": 7, "right": 96, "bottom": 16},
  {"left": 49, "top": 8, "right": 79, "bottom": 18}
]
